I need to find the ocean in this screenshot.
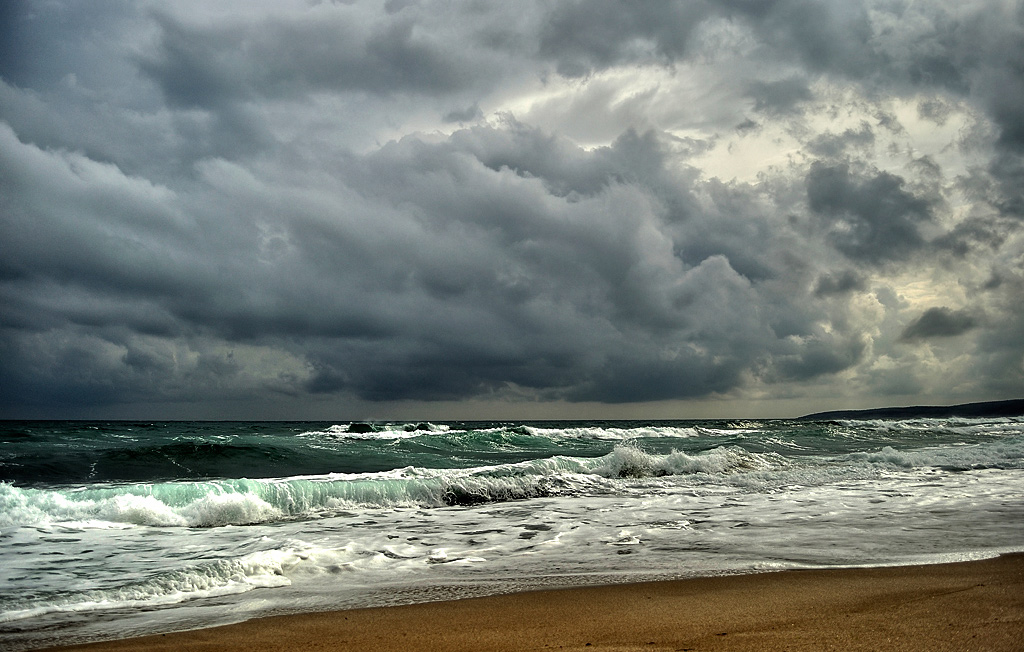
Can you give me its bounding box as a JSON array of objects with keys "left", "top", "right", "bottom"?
[{"left": 2, "top": 418, "right": 1023, "bottom": 650}]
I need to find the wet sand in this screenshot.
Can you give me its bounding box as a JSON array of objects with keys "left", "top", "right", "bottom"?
[{"left": 42, "top": 554, "right": 1024, "bottom": 652}]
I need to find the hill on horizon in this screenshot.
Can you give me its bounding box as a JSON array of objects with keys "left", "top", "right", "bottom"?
[{"left": 799, "top": 398, "right": 1024, "bottom": 421}]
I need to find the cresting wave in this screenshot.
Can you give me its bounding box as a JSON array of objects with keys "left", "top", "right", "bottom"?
[
  {"left": 0, "top": 446, "right": 765, "bottom": 528},
  {"left": 299, "top": 422, "right": 452, "bottom": 440},
  {"left": 5, "top": 438, "right": 1020, "bottom": 530}
]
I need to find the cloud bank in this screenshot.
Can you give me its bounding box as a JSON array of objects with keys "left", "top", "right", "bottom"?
[{"left": 1, "top": 0, "right": 1022, "bottom": 418}]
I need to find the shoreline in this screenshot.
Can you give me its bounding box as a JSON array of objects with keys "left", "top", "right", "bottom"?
[{"left": 37, "top": 554, "right": 1024, "bottom": 652}]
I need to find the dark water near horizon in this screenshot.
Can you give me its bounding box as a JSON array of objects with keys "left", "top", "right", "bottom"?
[{"left": 2, "top": 418, "right": 1023, "bottom": 650}]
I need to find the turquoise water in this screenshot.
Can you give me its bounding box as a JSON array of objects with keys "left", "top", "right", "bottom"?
[{"left": 2, "top": 418, "right": 1023, "bottom": 649}]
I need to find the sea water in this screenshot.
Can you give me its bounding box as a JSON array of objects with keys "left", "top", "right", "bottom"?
[{"left": 1, "top": 418, "right": 1022, "bottom": 650}]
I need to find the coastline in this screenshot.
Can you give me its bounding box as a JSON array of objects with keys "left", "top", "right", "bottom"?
[{"left": 38, "top": 554, "right": 1024, "bottom": 652}]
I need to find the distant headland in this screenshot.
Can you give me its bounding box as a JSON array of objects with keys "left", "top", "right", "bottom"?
[{"left": 799, "top": 398, "right": 1024, "bottom": 420}]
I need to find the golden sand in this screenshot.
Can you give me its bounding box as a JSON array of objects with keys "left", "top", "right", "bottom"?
[{"left": 42, "top": 554, "right": 1023, "bottom": 652}]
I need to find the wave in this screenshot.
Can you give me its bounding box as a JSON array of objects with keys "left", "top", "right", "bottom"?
[
  {"left": 516, "top": 424, "right": 706, "bottom": 440},
  {"left": 299, "top": 422, "right": 717, "bottom": 441},
  {"left": 586, "top": 444, "right": 778, "bottom": 477},
  {"left": 0, "top": 469, "right": 574, "bottom": 529},
  {"left": 846, "top": 438, "right": 1024, "bottom": 471},
  {"left": 4, "top": 436, "right": 1020, "bottom": 530},
  {"left": 0, "top": 445, "right": 775, "bottom": 529},
  {"left": 0, "top": 550, "right": 294, "bottom": 623},
  {"left": 0, "top": 536, "right": 490, "bottom": 624},
  {"left": 298, "top": 422, "right": 452, "bottom": 440},
  {"left": 297, "top": 417, "right": 1024, "bottom": 445},
  {"left": 836, "top": 416, "right": 1024, "bottom": 433}
]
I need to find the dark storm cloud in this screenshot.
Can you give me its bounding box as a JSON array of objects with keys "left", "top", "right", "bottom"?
[
  {"left": 933, "top": 216, "right": 1009, "bottom": 257},
  {"left": 963, "top": 3, "right": 1024, "bottom": 152},
  {"left": 291, "top": 125, "right": 878, "bottom": 401},
  {"left": 806, "top": 162, "right": 933, "bottom": 264},
  {"left": 2, "top": 0, "right": 1023, "bottom": 417},
  {"left": 917, "top": 98, "right": 954, "bottom": 126},
  {"left": 806, "top": 123, "right": 875, "bottom": 159},
  {"left": 0, "top": 0, "right": 125, "bottom": 89},
  {"left": 770, "top": 334, "right": 867, "bottom": 382},
  {"left": 443, "top": 104, "right": 484, "bottom": 124},
  {"left": 299, "top": 127, "right": 774, "bottom": 401},
  {"left": 900, "top": 307, "right": 978, "bottom": 341},
  {"left": 537, "top": 1, "right": 717, "bottom": 77},
  {"left": 0, "top": 110, "right": 861, "bottom": 410},
  {"left": 727, "top": 0, "right": 881, "bottom": 78},
  {"left": 535, "top": 0, "right": 880, "bottom": 79},
  {"left": 138, "top": 9, "right": 489, "bottom": 107},
  {"left": 974, "top": 270, "right": 1024, "bottom": 394},
  {"left": 814, "top": 270, "right": 866, "bottom": 297},
  {"left": 989, "top": 152, "right": 1024, "bottom": 217},
  {"left": 746, "top": 77, "right": 812, "bottom": 115},
  {"left": 0, "top": 1, "right": 30, "bottom": 86}
]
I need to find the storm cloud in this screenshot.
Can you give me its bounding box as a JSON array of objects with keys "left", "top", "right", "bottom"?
[
  {"left": 900, "top": 307, "right": 978, "bottom": 341},
  {"left": 1, "top": 0, "right": 1022, "bottom": 418}
]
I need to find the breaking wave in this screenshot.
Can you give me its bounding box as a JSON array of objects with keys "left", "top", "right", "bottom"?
[
  {"left": 3, "top": 435, "right": 1020, "bottom": 530},
  {"left": 0, "top": 446, "right": 777, "bottom": 529}
]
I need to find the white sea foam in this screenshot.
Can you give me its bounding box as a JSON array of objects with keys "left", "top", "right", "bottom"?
[
  {"left": 298, "top": 425, "right": 418, "bottom": 440},
  {"left": 299, "top": 423, "right": 452, "bottom": 440},
  {"left": 847, "top": 439, "right": 1024, "bottom": 470},
  {"left": 586, "top": 445, "right": 778, "bottom": 478},
  {"left": 0, "top": 483, "right": 287, "bottom": 529},
  {"left": 0, "top": 549, "right": 295, "bottom": 623},
  {"left": 104, "top": 493, "right": 189, "bottom": 527},
  {"left": 838, "top": 416, "right": 1024, "bottom": 434},
  {"left": 178, "top": 492, "right": 283, "bottom": 527},
  {"left": 519, "top": 425, "right": 705, "bottom": 439}
]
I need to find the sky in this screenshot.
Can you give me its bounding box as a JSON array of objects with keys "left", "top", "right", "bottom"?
[{"left": 1, "top": 0, "right": 1023, "bottom": 420}]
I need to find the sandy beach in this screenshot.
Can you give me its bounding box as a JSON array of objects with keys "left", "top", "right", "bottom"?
[{"left": 40, "top": 553, "right": 1023, "bottom": 652}]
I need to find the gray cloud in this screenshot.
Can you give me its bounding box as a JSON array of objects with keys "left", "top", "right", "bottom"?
[
  {"left": 806, "top": 162, "right": 933, "bottom": 264},
  {"left": 746, "top": 77, "right": 813, "bottom": 115},
  {"left": 537, "top": 1, "right": 717, "bottom": 77},
  {"left": 730, "top": 0, "right": 881, "bottom": 78},
  {"left": 1, "top": 0, "right": 1022, "bottom": 417},
  {"left": 138, "top": 8, "right": 494, "bottom": 107},
  {"left": 770, "top": 333, "right": 867, "bottom": 382},
  {"left": 900, "top": 307, "right": 978, "bottom": 341},
  {"left": 443, "top": 104, "right": 484, "bottom": 124},
  {"left": 974, "top": 270, "right": 1024, "bottom": 394},
  {"left": 814, "top": 270, "right": 866, "bottom": 297},
  {"left": 933, "top": 216, "right": 1009, "bottom": 257},
  {"left": 917, "top": 98, "right": 954, "bottom": 126},
  {"left": 806, "top": 122, "right": 875, "bottom": 159},
  {"left": 0, "top": 115, "right": 867, "bottom": 410}
]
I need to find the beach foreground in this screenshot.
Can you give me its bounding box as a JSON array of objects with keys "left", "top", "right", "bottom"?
[{"left": 43, "top": 554, "right": 1023, "bottom": 652}]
